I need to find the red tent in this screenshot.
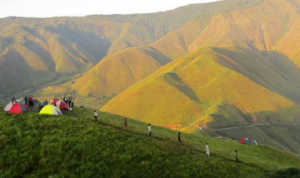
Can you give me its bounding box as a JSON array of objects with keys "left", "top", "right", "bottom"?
[
  {"left": 9, "top": 103, "right": 29, "bottom": 114},
  {"left": 239, "top": 137, "right": 257, "bottom": 145},
  {"left": 50, "top": 100, "right": 69, "bottom": 110}
]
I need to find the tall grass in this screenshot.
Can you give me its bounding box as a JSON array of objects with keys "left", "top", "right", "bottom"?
[{"left": 0, "top": 108, "right": 299, "bottom": 177}]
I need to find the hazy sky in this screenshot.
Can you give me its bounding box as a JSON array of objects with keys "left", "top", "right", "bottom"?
[{"left": 0, "top": 0, "right": 219, "bottom": 18}]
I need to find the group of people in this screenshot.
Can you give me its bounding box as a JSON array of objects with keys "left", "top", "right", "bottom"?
[
  {"left": 92, "top": 112, "right": 239, "bottom": 161},
  {"left": 24, "top": 96, "right": 34, "bottom": 107},
  {"left": 10, "top": 96, "right": 34, "bottom": 107},
  {"left": 63, "top": 97, "right": 74, "bottom": 107}
]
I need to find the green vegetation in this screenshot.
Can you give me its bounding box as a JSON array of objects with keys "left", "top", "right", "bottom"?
[{"left": 0, "top": 108, "right": 300, "bottom": 177}]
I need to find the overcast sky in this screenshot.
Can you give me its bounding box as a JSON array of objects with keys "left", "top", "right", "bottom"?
[{"left": 0, "top": 0, "right": 219, "bottom": 18}]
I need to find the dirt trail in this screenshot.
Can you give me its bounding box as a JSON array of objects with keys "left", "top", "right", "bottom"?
[{"left": 210, "top": 123, "right": 300, "bottom": 131}]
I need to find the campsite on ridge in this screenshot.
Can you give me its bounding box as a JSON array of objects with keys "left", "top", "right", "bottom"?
[{"left": 1, "top": 0, "right": 300, "bottom": 177}]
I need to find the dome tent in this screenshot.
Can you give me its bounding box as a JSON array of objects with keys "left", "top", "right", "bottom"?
[
  {"left": 50, "top": 99, "right": 69, "bottom": 110},
  {"left": 17, "top": 98, "right": 43, "bottom": 112},
  {"left": 239, "top": 137, "right": 257, "bottom": 146},
  {"left": 9, "top": 103, "right": 29, "bottom": 114},
  {"left": 39, "top": 105, "right": 62, "bottom": 115},
  {"left": 4, "top": 101, "right": 14, "bottom": 111}
]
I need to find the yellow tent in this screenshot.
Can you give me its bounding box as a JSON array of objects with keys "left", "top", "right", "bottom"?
[{"left": 39, "top": 105, "right": 62, "bottom": 115}]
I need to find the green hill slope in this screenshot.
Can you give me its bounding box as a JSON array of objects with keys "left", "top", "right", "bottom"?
[
  {"left": 101, "top": 47, "right": 300, "bottom": 154},
  {"left": 0, "top": 108, "right": 300, "bottom": 177}
]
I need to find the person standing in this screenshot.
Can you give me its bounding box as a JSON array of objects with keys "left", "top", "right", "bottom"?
[
  {"left": 29, "top": 96, "right": 34, "bottom": 107},
  {"left": 71, "top": 98, "right": 74, "bottom": 107},
  {"left": 11, "top": 97, "right": 16, "bottom": 104},
  {"left": 178, "top": 133, "right": 182, "bottom": 144},
  {"left": 94, "top": 110, "right": 98, "bottom": 122},
  {"left": 44, "top": 99, "right": 48, "bottom": 106},
  {"left": 235, "top": 150, "right": 239, "bottom": 162},
  {"left": 68, "top": 97, "right": 71, "bottom": 107},
  {"left": 148, "top": 124, "right": 152, "bottom": 137},
  {"left": 206, "top": 143, "right": 210, "bottom": 156},
  {"left": 24, "top": 96, "right": 28, "bottom": 105},
  {"left": 124, "top": 118, "right": 127, "bottom": 129}
]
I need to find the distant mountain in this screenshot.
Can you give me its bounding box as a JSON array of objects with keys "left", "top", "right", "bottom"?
[{"left": 0, "top": 0, "right": 263, "bottom": 94}]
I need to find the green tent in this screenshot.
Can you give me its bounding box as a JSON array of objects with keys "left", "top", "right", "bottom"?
[{"left": 17, "top": 98, "right": 43, "bottom": 112}]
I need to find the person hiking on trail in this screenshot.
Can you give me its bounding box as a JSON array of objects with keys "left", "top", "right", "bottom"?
[
  {"left": 235, "top": 150, "right": 238, "bottom": 162},
  {"left": 206, "top": 143, "right": 210, "bottom": 156},
  {"left": 148, "top": 124, "right": 152, "bottom": 137},
  {"left": 178, "top": 132, "right": 182, "bottom": 144},
  {"left": 11, "top": 97, "right": 16, "bottom": 104},
  {"left": 63, "top": 97, "right": 67, "bottom": 103},
  {"left": 94, "top": 110, "right": 98, "bottom": 122},
  {"left": 124, "top": 118, "right": 127, "bottom": 129}
]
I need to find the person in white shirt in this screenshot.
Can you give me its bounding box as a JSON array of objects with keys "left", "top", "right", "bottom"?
[
  {"left": 148, "top": 124, "right": 151, "bottom": 137},
  {"left": 206, "top": 143, "right": 210, "bottom": 156},
  {"left": 94, "top": 110, "right": 98, "bottom": 122}
]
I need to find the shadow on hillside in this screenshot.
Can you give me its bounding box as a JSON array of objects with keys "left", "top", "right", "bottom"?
[
  {"left": 45, "top": 24, "right": 111, "bottom": 64},
  {"left": 163, "top": 72, "right": 201, "bottom": 103},
  {"left": 213, "top": 47, "right": 300, "bottom": 105},
  {"left": 147, "top": 47, "right": 171, "bottom": 65}
]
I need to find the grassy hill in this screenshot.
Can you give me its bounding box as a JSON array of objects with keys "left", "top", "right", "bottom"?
[
  {"left": 0, "top": 108, "right": 300, "bottom": 177},
  {"left": 72, "top": 47, "right": 171, "bottom": 96}
]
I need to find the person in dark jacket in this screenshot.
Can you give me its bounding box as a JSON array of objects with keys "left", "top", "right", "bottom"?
[
  {"left": 235, "top": 150, "right": 238, "bottom": 162},
  {"left": 43, "top": 99, "right": 48, "bottom": 106},
  {"left": 11, "top": 97, "right": 16, "bottom": 104},
  {"left": 71, "top": 98, "right": 74, "bottom": 107},
  {"left": 68, "top": 97, "right": 71, "bottom": 107},
  {"left": 178, "top": 133, "right": 182, "bottom": 144},
  {"left": 124, "top": 118, "right": 127, "bottom": 129},
  {"left": 24, "top": 96, "right": 28, "bottom": 105},
  {"left": 29, "top": 96, "right": 34, "bottom": 107}
]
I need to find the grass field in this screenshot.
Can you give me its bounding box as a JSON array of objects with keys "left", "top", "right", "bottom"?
[{"left": 0, "top": 107, "right": 300, "bottom": 177}]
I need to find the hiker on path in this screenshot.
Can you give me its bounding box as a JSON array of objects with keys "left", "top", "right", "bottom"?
[
  {"left": 148, "top": 124, "right": 152, "bottom": 137},
  {"left": 178, "top": 133, "right": 182, "bottom": 144},
  {"left": 206, "top": 143, "right": 210, "bottom": 156},
  {"left": 235, "top": 150, "right": 238, "bottom": 162},
  {"left": 124, "top": 118, "right": 127, "bottom": 129},
  {"left": 94, "top": 110, "right": 98, "bottom": 122}
]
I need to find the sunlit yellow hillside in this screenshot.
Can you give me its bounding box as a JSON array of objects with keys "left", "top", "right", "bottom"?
[
  {"left": 101, "top": 48, "right": 300, "bottom": 128},
  {"left": 150, "top": 21, "right": 202, "bottom": 59},
  {"left": 188, "top": 0, "right": 299, "bottom": 53},
  {"left": 72, "top": 47, "right": 170, "bottom": 95}
]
